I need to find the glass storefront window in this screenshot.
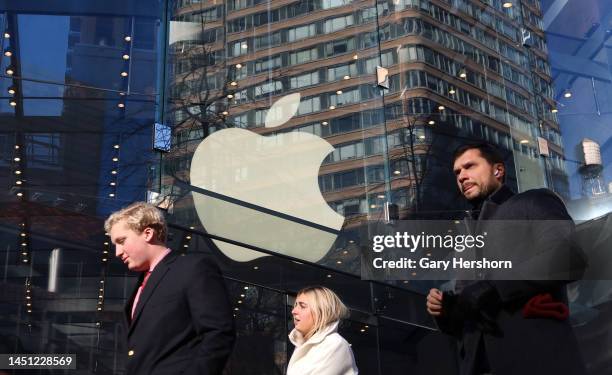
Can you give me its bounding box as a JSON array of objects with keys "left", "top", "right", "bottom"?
[{"left": 1, "top": 0, "right": 611, "bottom": 373}]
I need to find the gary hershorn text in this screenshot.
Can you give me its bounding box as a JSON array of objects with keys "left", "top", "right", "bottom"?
[{"left": 372, "top": 257, "right": 513, "bottom": 270}]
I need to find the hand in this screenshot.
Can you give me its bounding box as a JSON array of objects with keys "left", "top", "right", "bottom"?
[{"left": 426, "top": 288, "right": 444, "bottom": 316}]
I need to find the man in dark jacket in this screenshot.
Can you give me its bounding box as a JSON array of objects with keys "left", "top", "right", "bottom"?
[
  {"left": 105, "top": 202, "right": 235, "bottom": 375},
  {"left": 426, "top": 143, "right": 587, "bottom": 375}
]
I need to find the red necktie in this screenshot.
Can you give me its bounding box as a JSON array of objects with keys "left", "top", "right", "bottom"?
[
  {"left": 141, "top": 271, "right": 152, "bottom": 288},
  {"left": 131, "top": 271, "right": 152, "bottom": 319}
]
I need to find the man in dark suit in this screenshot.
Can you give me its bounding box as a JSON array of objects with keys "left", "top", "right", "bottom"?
[
  {"left": 105, "top": 202, "right": 235, "bottom": 375},
  {"left": 426, "top": 143, "right": 587, "bottom": 375}
]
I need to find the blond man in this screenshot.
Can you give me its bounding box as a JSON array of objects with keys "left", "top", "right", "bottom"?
[{"left": 105, "top": 202, "right": 235, "bottom": 375}]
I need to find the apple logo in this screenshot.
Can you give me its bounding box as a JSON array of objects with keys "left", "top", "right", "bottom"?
[{"left": 190, "top": 93, "right": 345, "bottom": 262}]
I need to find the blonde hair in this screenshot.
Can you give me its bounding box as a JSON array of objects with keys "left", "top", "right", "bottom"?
[
  {"left": 296, "top": 286, "right": 349, "bottom": 339},
  {"left": 104, "top": 202, "right": 167, "bottom": 242}
]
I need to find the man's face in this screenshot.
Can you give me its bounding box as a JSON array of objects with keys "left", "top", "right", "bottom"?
[
  {"left": 453, "top": 149, "right": 502, "bottom": 201},
  {"left": 110, "top": 220, "right": 152, "bottom": 272}
]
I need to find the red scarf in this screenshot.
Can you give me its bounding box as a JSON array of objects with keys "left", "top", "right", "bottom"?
[{"left": 522, "top": 293, "right": 569, "bottom": 320}]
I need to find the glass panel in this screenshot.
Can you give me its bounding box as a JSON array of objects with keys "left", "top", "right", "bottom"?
[{"left": 1, "top": 0, "right": 611, "bottom": 374}]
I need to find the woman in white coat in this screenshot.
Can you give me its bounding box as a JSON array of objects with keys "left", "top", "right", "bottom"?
[{"left": 287, "top": 286, "right": 358, "bottom": 375}]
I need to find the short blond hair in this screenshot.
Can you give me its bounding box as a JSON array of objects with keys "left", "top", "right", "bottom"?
[
  {"left": 296, "top": 286, "right": 349, "bottom": 339},
  {"left": 104, "top": 202, "right": 167, "bottom": 242}
]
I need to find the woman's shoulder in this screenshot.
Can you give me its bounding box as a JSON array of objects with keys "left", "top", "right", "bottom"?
[{"left": 320, "top": 332, "right": 351, "bottom": 349}]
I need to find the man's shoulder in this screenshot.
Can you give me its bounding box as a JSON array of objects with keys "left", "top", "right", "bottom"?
[
  {"left": 504, "top": 188, "right": 570, "bottom": 219},
  {"left": 168, "top": 251, "right": 220, "bottom": 272},
  {"left": 510, "top": 188, "right": 562, "bottom": 204}
]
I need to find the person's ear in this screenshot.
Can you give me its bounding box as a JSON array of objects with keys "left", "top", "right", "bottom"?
[
  {"left": 143, "top": 227, "right": 154, "bottom": 241},
  {"left": 493, "top": 164, "right": 504, "bottom": 180}
]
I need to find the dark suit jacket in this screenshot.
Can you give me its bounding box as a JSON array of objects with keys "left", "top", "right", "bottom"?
[
  {"left": 124, "top": 251, "right": 235, "bottom": 375},
  {"left": 437, "top": 185, "right": 587, "bottom": 375}
]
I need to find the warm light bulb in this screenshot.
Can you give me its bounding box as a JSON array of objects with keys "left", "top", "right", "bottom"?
[{"left": 122, "top": 54, "right": 130, "bottom": 60}]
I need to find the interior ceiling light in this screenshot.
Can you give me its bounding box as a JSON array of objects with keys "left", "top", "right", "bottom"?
[{"left": 503, "top": 1, "right": 513, "bottom": 8}]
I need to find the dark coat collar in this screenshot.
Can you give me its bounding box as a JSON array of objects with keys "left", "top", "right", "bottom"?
[
  {"left": 487, "top": 184, "right": 515, "bottom": 205},
  {"left": 477, "top": 184, "right": 515, "bottom": 221},
  {"left": 466, "top": 184, "right": 515, "bottom": 221}
]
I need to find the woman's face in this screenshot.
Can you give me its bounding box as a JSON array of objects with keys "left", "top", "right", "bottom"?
[{"left": 292, "top": 293, "right": 315, "bottom": 336}]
